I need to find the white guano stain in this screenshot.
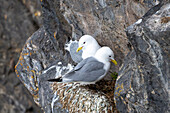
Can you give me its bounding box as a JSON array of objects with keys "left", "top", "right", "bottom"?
[{"left": 135, "top": 19, "right": 142, "bottom": 25}]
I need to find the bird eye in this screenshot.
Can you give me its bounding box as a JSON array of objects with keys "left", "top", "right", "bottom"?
[
  {"left": 83, "top": 42, "right": 86, "bottom": 44},
  {"left": 109, "top": 56, "right": 111, "bottom": 57}
]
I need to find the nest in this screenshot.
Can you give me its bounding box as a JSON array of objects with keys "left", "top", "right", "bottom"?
[{"left": 51, "top": 79, "right": 119, "bottom": 113}]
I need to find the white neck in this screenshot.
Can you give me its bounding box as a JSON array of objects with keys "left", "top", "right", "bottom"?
[
  {"left": 82, "top": 44, "right": 100, "bottom": 59},
  {"left": 95, "top": 55, "right": 110, "bottom": 71}
]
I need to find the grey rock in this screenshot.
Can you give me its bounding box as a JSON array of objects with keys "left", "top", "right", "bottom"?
[
  {"left": 114, "top": 2, "right": 170, "bottom": 113},
  {"left": 0, "top": 0, "right": 42, "bottom": 112},
  {"left": 14, "top": 0, "right": 167, "bottom": 113}
]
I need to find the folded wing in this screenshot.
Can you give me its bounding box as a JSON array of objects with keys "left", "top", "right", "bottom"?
[{"left": 63, "top": 57, "right": 105, "bottom": 83}]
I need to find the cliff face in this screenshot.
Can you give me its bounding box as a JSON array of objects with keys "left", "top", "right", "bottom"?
[
  {"left": 0, "top": 0, "right": 42, "bottom": 112},
  {"left": 114, "top": 2, "right": 170, "bottom": 112},
  {"left": 14, "top": 0, "right": 169, "bottom": 113}
]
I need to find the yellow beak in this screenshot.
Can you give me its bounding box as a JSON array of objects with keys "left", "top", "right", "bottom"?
[
  {"left": 111, "top": 59, "right": 117, "bottom": 65},
  {"left": 76, "top": 47, "right": 83, "bottom": 52}
]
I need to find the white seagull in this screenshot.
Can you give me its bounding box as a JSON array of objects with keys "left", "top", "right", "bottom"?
[
  {"left": 76, "top": 35, "right": 101, "bottom": 59},
  {"left": 48, "top": 47, "right": 117, "bottom": 84}
]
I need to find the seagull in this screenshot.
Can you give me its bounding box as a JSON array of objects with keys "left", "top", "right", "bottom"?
[
  {"left": 76, "top": 35, "right": 101, "bottom": 59},
  {"left": 48, "top": 47, "right": 117, "bottom": 84}
]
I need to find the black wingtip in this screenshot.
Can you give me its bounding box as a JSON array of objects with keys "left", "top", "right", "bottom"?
[{"left": 47, "top": 78, "right": 62, "bottom": 82}]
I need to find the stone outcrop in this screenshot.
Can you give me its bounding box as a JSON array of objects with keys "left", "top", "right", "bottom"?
[
  {"left": 14, "top": 0, "right": 169, "bottom": 113},
  {"left": 114, "top": 1, "right": 169, "bottom": 113},
  {"left": 0, "top": 0, "right": 42, "bottom": 112}
]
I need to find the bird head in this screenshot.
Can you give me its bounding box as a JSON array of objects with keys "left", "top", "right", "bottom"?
[
  {"left": 95, "top": 47, "right": 117, "bottom": 65},
  {"left": 76, "top": 35, "right": 97, "bottom": 52}
]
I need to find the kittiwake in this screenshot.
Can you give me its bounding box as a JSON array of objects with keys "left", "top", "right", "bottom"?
[
  {"left": 48, "top": 47, "right": 117, "bottom": 84},
  {"left": 76, "top": 35, "right": 101, "bottom": 59}
]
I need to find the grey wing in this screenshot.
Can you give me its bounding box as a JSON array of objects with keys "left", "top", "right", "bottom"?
[
  {"left": 62, "top": 57, "right": 93, "bottom": 76},
  {"left": 63, "top": 60, "right": 105, "bottom": 82},
  {"left": 69, "top": 42, "right": 83, "bottom": 63},
  {"left": 74, "top": 57, "right": 93, "bottom": 71}
]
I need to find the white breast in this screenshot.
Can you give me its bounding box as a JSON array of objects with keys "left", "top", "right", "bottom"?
[{"left": 82, "top": 45, "right": 100, "bottom": 59}]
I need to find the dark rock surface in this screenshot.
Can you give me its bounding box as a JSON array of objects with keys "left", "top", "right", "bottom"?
[
  {"left": 13, "top": 0, "right": 169, "bottom": 113},
  {"left": 0, "top": 0, "right": 42, "bottom": 112},
  {"left": 114, "top": 1, "right": 170, "bottom": 113}
]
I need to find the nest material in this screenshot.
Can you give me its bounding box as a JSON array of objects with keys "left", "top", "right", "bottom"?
[{"left": 51, "top": 80, "right": 119, "bottom": 113}]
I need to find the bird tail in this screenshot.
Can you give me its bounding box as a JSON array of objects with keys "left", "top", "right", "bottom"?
[{"left": 47, "top": 78, "right": 62, "bottom": 82}]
